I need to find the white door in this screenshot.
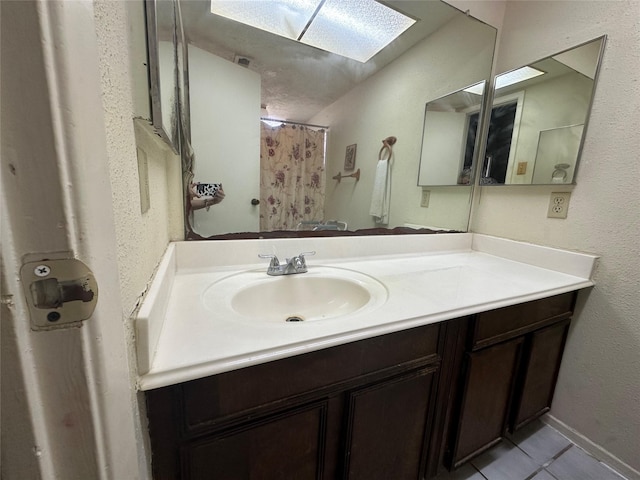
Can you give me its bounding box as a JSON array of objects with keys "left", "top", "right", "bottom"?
[
  {"left": 189, "top": 46, "right": 261, "bottom": 236},
  {"left": 2, "top": 1, "right": 141, "bottom": 478}
]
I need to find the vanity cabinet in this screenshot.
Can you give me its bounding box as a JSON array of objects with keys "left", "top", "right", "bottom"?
[
  {"left": 146, "top": 322, "right": 449, "bottom": 479},
  {"left": 145, "top": 292, "right": 580, "bottom": 478},
  {"left": 446, "top": 292, "right": 576, "bottom": 468}
]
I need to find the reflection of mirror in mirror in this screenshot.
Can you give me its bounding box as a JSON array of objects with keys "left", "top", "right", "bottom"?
[
  {"left": 146, "top": 0, "right": 180, "bottom": 153},
  {"left": 482, "top": 36, "right": 605, "bottom": 185},
  {"left": 418, "top": 82, "right": 487, "bottom": 187},
  {"left": 175, "top": 0, "right": 190, "bottom": 150},
  {"left": 164, "top": 1, "right": 496, "bottom": 237}
]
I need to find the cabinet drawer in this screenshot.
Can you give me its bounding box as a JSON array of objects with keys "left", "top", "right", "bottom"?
[
  {"left": 472, "top": 293, "right": 575, "bottom": 350},
  {"left": 180, "top": 323, "right": 441, "bottom": 430}
]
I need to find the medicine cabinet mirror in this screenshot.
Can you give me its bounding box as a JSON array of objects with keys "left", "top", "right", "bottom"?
[
  {"left": 147, "top": 0, "right": 497, "bottom": 237},
  {"left": 480, "top": 36, "right": 606, "bottom": 186},
  {"left": 417, "top": 82, "right": 487, "bottom": 187}
]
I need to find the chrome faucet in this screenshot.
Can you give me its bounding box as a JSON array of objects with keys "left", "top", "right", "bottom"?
[{"left": 258, "top": 251, "right": 316, "bottom": 276}]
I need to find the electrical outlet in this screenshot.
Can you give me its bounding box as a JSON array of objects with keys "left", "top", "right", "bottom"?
[
  {"left": 517, "top": 162, "right": 527, "bottom": 175},
  {"left": 547, "top": 192, "right": 571, "bottom": 219},
  {"left": 421, "top": 189, "right": 430, "bottom": 208}
]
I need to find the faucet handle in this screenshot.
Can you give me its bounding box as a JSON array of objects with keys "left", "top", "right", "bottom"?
[
  {"left": 296, "top": 251, "right": 316, "bottom": 269},
  {"left": 258, "top": 253, "right": 280, "bottom": 267}
]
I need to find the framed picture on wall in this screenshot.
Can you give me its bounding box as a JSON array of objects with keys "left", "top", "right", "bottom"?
[{"left": 344, "top": 144, "right": 357, "bottom": 170}]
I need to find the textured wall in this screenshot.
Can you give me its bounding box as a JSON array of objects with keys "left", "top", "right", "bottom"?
[
  {"left": 93, "top": 1, "right": 184, "bottom": 476},
  {"left": 471, "top": 1, "right": 640, "bottom": 474},
  {"left": 93, "top": 0, "right": 183, "bottom": 316}
]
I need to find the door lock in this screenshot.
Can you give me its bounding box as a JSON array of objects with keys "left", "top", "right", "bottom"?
[{"left": 20, "top": 253, "right": 98, "bottom": 330}]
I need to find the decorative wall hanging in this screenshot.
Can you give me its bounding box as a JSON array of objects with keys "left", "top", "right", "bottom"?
[{"left": 344, "top": 144, "right": 357, "bottom": 170}]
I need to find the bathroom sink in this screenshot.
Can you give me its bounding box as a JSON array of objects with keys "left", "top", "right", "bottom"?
[{"left": 202, "top": 266, "right": 388, "bottom": 323}]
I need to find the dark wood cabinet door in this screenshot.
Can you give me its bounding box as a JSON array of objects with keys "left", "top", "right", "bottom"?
[
  {"left": 511, "top": 319, "right": 570, "bottom": 431},
  {"left": 182, "top": 402, "right": 327, "bottom": 480},
  {"left": 342, "top": 367, "right": 437, "bottom": 480},
  {"left": 146, "top": 323, "right": 445, "bottom": 480},
  {"left": 450, "top": 337, "right": 523, "bottom": 467}
]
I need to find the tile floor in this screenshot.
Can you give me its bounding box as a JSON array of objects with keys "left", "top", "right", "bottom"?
[{"left": 435, "top": 420, "right": 628, "bottom": 480}]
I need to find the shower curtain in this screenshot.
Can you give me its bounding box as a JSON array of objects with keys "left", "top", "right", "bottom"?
[{"left": 259, "top": 122, "right": 326, "bottom": 231}]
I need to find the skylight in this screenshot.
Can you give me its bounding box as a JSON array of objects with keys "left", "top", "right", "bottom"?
[
  {"left": 210, "top": 0, "right": 416, "bottom": 63},
  {"left": 494, "top": 66, "right": 545, "bottom": 91}
]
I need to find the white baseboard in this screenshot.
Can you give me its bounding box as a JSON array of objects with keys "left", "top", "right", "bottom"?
[{"left": 542, "top": 414, "right": 640, "bottom": 480}]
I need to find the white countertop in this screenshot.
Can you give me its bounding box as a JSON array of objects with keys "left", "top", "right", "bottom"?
[{"left": 135, "top": 233, "right": 598, "bottom": 391}]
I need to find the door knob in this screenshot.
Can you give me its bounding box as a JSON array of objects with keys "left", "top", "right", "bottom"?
[{"left": 251, "top": 198, "right": 260, "bottom": 205}]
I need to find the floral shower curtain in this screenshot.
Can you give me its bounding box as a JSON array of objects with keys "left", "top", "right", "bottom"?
[{"left": 259, "top": 122, "right": 326, "bottom": 231}]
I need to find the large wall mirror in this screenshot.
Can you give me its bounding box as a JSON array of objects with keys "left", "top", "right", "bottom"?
[
  {"left": 480, "top": 36, "right": 606, "bottom": 185},
  {"left": 148, "top": 0, "right": 497, "bottom": 238}
]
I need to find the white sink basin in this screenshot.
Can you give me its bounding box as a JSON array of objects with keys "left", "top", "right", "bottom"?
[{"left": 202, "top": 266, "right": 388, "bottom": 323}]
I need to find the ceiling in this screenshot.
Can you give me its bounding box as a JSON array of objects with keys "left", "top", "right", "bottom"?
[{"left": 177, "top": 1, "right": 460, "bottom": 122}]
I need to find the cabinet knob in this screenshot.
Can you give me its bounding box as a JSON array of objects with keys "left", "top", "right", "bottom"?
[{"left": 251, "top": 198, "right": 260, "bottom": 205}]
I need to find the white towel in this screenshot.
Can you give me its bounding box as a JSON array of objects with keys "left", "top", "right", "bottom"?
[{"left": 370, "top": 159, "right": 390, "bottom": 224}]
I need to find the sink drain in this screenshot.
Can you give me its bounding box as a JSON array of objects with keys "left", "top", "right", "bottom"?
[{"left": 285, "top": 316, "right": 304, "bottom": 322}]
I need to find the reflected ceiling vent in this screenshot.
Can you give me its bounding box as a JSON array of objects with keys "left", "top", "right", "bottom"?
[{"left": 234, "top": 54, "right": 252, "bottom": 68}]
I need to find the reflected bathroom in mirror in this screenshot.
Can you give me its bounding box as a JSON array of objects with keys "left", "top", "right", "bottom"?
[
  {"left": 418, "top": 82, "right": 487, "bottom": 187},
  {"left": 480, "top": 36, "right": 606, "bottom": 186},
  {"left": 148, "top": 0, "right": 497, "bottom": 238}
]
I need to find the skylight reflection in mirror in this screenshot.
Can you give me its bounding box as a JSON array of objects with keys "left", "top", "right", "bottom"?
[
  {"left": 210, "top": 0, "right": 416, "bottom": 63},
  {"left": 463, "top": 81, "right": 486, "bottom": 96},
  {"left": 301, "top": 0, "right": 416, "bottom": 62},
  {"left": 210, "top": 0, "right": 322, "bottom": 39},
  {"left": 495, "top": 66, "right": 545, "bottom": 91},
  {"left": 464, "top": 66, "right": 545, "bottom": 95}
]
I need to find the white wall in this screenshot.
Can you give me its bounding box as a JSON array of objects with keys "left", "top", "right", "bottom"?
[
  {"left": 472, "top": 1, "right": 640, "bottom": 476},
  {"left": 446, "top": 0, "right": 506, "bottom": 28},
  {"left": 189, "top": 45, "right": 261, "bottom": 235},
  {"left": 311, "top": 13, "right": 495, "bottom": 231}
]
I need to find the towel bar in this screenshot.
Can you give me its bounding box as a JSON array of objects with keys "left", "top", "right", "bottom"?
[{"left": 333, "top": 169, "right": 360, "bottom": 182}]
